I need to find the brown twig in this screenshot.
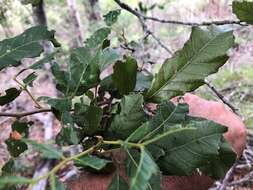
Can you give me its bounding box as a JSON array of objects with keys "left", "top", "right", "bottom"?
[
  {"left": 0, "top": 108, "right": 52, "bottom": 118},
  {"left": 114, "top": 0, "right": 173, "bottom": 55},
  {"left": 114, "top": 0, "right": 245, "bottom": 26},
  {"left": 204, "top": 80, "right": 239, "bottom": 115},
  {"left": 13, "top": 70, "right": 42, "bottom": 109}
]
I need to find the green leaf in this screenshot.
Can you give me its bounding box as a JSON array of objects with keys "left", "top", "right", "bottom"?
[
  {"left": 0, "top": 176, "right": 32, "bottom": 187},
  {"left": 23, "top": 72, "right": 37, "bottom": 87},
  {"left": 135, "top": 72, "right": 153, "bottom": 92},
  {"left": 233, "top": 1, "right": 253, "bottom": 25},
  {"left": 74, "top": 155, "right": 111, "bottom": 170},
  {"left": 11, "top": 121, "right": 31, "bottom": 138},
  {"left": 85, "top": 27, "right": 111, "bottom": 48},
  {"left": 5, "top": 139, "right": 28, "bottom": 157},
  {"left": 1, "top": 159, "right": 15, "bottom": 175},
  {"left": 0, "top": 26, "right": 59, "bottom": 71},
  {"left": 23, "top": 139, "right": 63, "bottom": 159},
  {"left": 73, "top": 103, "right": 103, "bottom": 136},
  {"left": 126, "top": 148, "right": 159, "bottom": 190},
  {"left": 99, "top": 48, "right": 120, "bottom": 71},
  {"left": 29, "top": 50, "right": 58, "bottom": 70},
  {"left": 39, "top": 97, "right": 72, "bottom": 111},
  {"left": 127, "top": 102, "right": 189, "bottom": 143},
  {"left": 112, "top": 57, "right": 138, "bottom": 95},
  {"left": 109, "top": 94, "right": 145, "bottom": 139},
  {"left": 145, "top": 26, "right": 234, "bottom": 102},
  {"left": 56, "top": 126, "right": 80, "bottom": 146},
  {"left": 156, "top": 120, "right": 228, "bottom": 176},
  {"left": 50, "top": 175, "right": 66, "bottom": 190},
  {"left": 104, "top": 9, "right": 121, "bottom": 26},
  {"left": 107, "top": 173, "right": 128, "bottom": 190},
  {"left": 200, "top": 137, "right": 236, "bottom": 179},
  {"left": 0, "top": 88, "right": 21, "bottom": 106},
  {"left": 53, "top": 28, "right": 112, "bottom": 96}
]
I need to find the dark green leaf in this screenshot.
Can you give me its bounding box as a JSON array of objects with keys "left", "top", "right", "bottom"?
[
  {"left": 11, "top": 121, "right": 31, "bottom": 138},
  {"left": 23, "top": 72, "right": 37, "bottom": 87},
  {"left": 5, "top": 139, "right": 28, "bottom": 157},
  {"left": 0, "top": 88, "right": 21, "bottom": 106},
  {"left": 104, "top": 9, "right": 121, "bottom": 26},
  {"left": 23, "top": 139, "right": 63, "bottom": 159},
  {"left": 0, "top": 26, "right": 59, "bottom": 71},
  {"left": 127, "top": 102, "right": 189, "bottom": 143},
  {"left": 1, "top": 159, "right": 15, "bottom": 175},
  {"left": 112, "top": 57, "right": 138, "bottom": 95},
  {"left": 0, "top": 176, "right": 32, "bottom": 187},
  {"left": 200, "top": 137, "right": 236, "bottom": 179},
  {"left": 126, "top": 148, "right": 159, "bottom": 190},
  {"left": 109, "top": 94, "right": 144, "bottom": 139},
  {"left": 56, "top": 126, "right": 80, "bottom": 146},
  {"left": 233, "top": 1, "right": 253, "bottom": 24},
  {"left": 145, "top": 26, "right": 234, "bottom": 102},
  {"left": 156, "top": 120, "right": 228, "bottom": 176},
  {"left": 74, "top": 155, "right": 111, "bottom": 170},
  {"left": 73, "top": 103, "right": 103, "bottom": 136},
  {"left": 107, "top": 173, "right": 128, "bottom": 190}
]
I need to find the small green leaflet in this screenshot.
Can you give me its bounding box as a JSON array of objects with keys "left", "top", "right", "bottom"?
[
  {"left": 11, "top": 121, "right": 31, "bottom": 138},
  {"left": 233, "top": 1, "right": 253, "bottom": 25},
  {"left": 126, "top": 148, "right": 159, "bottom": 190},
  {"left": 74, "top": 155, "right": 111, "bottom": 170},
  {"left": 107, "top": 173, "right": 128, "bottom": 190},
  {"left": 6, "top": 139, "right": 28, "bottom": 157},
  {"left": 23, "top": 72, "right": 37, "bottom": 87},
  {"left": 109, "top": 94, "right": 145, "bottom": 139},
  {"left": 0, "top": 26, "right": 59, "bottom": 71},
  {"left": 112, "top": 57, "right": 138, "bottom": 95},
  {"left": 23, "top": 139, "right": 64, "bottom": 159},
  {"left": 0, "top": 88, "right": 21, "bottom": 106},
  {"left": 145, "top": 26, "right": 234, "bottom": 102},
  {"left": 104, "top": 9, "right": 121, "bottom": 26}
]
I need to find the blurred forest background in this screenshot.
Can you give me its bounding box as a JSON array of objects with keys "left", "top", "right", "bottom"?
[{"left": 0, "top": 0, "right": 253, "bottom": 189}]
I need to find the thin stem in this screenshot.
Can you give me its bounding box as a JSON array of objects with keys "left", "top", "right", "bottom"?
[
  {"left": 204, "top": 80, "right": 239, "bottom": 115},
  {"left": 13, "top": 72, "right": 42, "bottom": 109},
  {"left": 114, "top": 0, "right": 245, "bottom": 26},
  {"left": 0, "top": 109, "right": 52, "bottom": 118}
]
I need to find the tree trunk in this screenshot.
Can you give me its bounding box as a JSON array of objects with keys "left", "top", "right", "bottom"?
[
  {"left": 67, "top": 0, "right": 83, "bottom": 47},
  {"left": 31, "top": 2, "right": 55, "bottom": 190},
  {"left": 83, "top": 0, "right": 100, "bottom": 22}
]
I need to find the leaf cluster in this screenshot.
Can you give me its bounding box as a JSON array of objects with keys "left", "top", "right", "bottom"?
[{"left": 0, "top": 2, "right": 251, "bottom": 189}]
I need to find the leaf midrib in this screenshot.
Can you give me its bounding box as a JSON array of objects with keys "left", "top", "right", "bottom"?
[
  {"left": 0, "top": 39, "right": 41, "bottom": 60},
  {"left": 147, "top": 31, "right": 223, "bottom": 99},
  {"left": 167, "top": 133, "right": 220, "bottom": 153}
]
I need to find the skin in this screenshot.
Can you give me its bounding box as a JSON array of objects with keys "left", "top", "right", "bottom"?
[{"left": 67, "top": 93, "right": 247, "bottom": 190}]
